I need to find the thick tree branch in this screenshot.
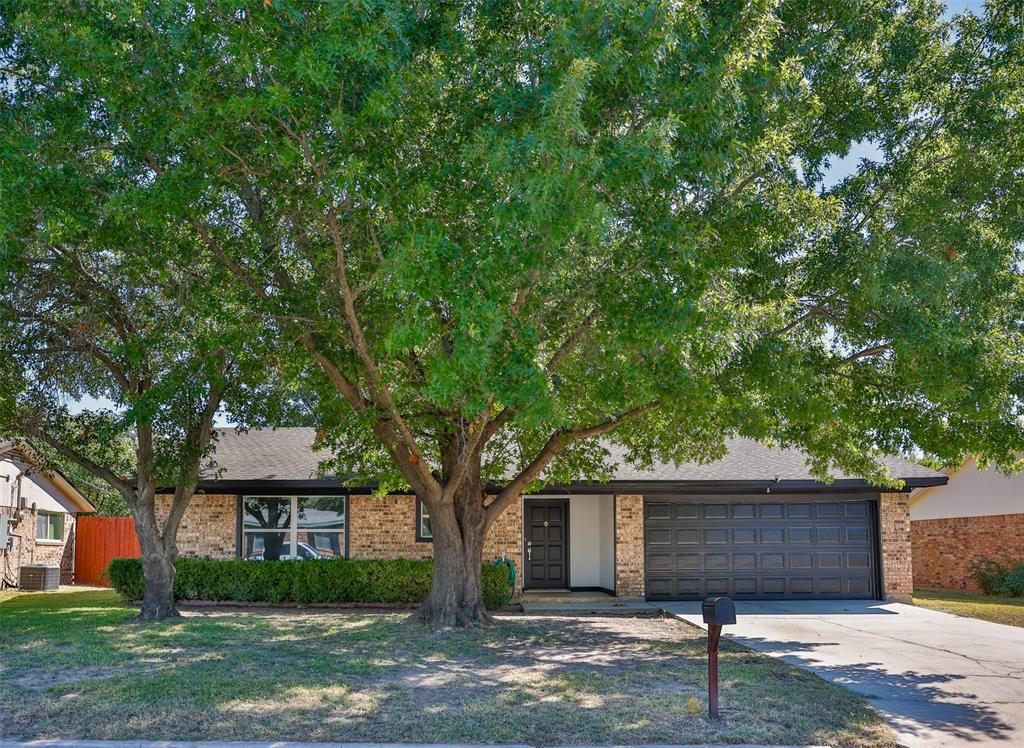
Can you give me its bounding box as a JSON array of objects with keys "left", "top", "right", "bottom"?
[
  {"left": 161, "top": 368, "right": 228, "bottom": 545},
  {"left": 17, "top": 424, "right": 134, "bottom": 498},
  {"left": 485, "top": 401, "right": 660, "bottom": 524},
  {"left": 323, "top": 206, "right": 439, "bottom": 495},
  {"left": 839, "top": 344, "right": 892, "bottom": 365}
]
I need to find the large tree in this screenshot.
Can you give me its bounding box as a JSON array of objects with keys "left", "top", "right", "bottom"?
[
  {"left": 0, "top": 80, "right": 265, "bottom": 618},
  {"left": 3, "top": 0, "right": 1021, "bottom": 627}
]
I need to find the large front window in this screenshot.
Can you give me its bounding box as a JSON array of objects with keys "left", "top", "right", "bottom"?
[{"left": 242, "top": 495, "right": 345, "bottom": 560}]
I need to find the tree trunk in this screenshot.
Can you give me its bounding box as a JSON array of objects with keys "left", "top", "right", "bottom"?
[
  {"left": 414, "top": 465, "right": 493, "bottom": 629},
  {"left": 131, "top": 495, "right": 180, "bottom": 621},
  {"left": 138, "top": 548, "right": 179, "bottom": 621}
]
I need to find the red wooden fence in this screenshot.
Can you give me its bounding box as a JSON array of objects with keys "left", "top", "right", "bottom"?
[{"left": 75, "top": 516, "right": 141, "bottom": 586}]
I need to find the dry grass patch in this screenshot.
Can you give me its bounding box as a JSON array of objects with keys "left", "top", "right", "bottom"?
[
  {"left": 914, "top": 589, "right": 1024, "bottom": 627},
  {"left": 0, "top": 589, "right": 896, "bottom": 746}
]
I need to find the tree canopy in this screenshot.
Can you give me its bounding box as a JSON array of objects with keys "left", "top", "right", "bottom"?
[{"left": 2, "top": 0, "right": 1021, "bottom": 625}]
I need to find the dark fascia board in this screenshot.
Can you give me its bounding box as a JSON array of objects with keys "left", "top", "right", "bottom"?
[
  {"left": 547, "top": 476, "right": 948, "bottom": 494},
  {"left": 186, "top": 474, "right": 947, "bottom": 496},
  {"left": 190, "top": 479, "right": 358, "bottom": 495}
]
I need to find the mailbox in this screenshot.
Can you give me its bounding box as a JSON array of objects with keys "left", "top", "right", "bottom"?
[
  {"left": 702, "top": 596, "right": 737, "bottom": 626},
  {"left": 701, "top": 596, "right": 736, "bottom": 719}
]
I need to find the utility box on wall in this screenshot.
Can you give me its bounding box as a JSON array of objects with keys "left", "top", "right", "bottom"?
[{"left": 0, "top": 514, "right": 10, "bottom": 550}]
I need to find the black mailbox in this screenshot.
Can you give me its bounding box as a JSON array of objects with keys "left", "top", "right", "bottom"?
[
  {"left": 701, "top": 596, "right": 736, "bottom": 719},
  {"left": 702, "top": 596, "right": 737, "bottom": 626}
]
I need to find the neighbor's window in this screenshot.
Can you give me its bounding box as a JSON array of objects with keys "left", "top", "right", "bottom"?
[
  {"left": 242, "top": 495, "right": 346, "bottom": 560},
  {"left": 416, "top": 498, "right": 432, "bottom": 541},
  {"left": 36, "top": 512, "right": 64, "bottom": 542}
]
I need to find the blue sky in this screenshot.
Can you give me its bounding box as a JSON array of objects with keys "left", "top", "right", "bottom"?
[{"left": 66, "top": 0, "right": 990, "bottom": 429}]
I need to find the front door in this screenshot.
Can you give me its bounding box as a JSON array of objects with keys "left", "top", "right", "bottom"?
[{"left": 524, "top": 499, "right": 569, "bottom": 589}]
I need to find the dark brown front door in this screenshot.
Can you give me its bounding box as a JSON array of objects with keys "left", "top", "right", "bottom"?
[{"left": 524, "top": 499, "right": 569, "bottom": 589}]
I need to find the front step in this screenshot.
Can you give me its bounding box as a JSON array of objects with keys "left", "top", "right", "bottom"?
[{"left": 521, "top": 590, "right": 616, "bottom": 604}]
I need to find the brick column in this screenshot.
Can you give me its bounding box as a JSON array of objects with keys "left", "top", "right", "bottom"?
[
  {"left": 614, "top": 494, "right": 645, "bottom": 598},
  {"left": 880, "top": 492, "right": 913, "bottom": 603},
  {"left": 483, "top": 496, "right": 523, "bottom": 599}
]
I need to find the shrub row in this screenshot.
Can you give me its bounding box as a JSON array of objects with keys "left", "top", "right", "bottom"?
[
  {"left": 106, "top": 556, "right": 514, "bottom": 609},
  {"left": 971, "top": 556, "right": 1024, "bottom": 597}
]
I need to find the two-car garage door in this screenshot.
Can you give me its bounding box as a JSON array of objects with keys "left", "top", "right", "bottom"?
[{"left": 644, "top": 497, "right": 879, "bottom": 600}]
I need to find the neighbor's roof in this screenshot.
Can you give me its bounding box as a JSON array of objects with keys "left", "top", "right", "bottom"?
[
  {"left": 201, "top": 427, "right": 945, "bottom": 491},
  {"left": 0, "top": 441, "right": 96, "bottom": 513}
]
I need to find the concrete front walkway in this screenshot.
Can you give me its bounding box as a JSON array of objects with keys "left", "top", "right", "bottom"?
[{"left": 663, "top": 600, "right": 1024, "bottom": 747}]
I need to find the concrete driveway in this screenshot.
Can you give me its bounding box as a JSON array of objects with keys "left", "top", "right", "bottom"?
[{"left": 663, "top": 600, "right": 1024, "bottom": 747}]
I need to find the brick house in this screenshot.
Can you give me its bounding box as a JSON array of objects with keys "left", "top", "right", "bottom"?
[
  {"left": 1, "top": 442, "right": 95, "bottom": 587},
  {"left": 910, "top": 457, "right": 1024, "bottom": 593},
  {"left": 162, "top": 427, "right": 946, "bottom": 603}
]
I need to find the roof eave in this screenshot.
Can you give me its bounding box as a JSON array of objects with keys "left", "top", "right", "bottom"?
[{"left": 189, "top": 474, "right": 947, "bottom": 496}]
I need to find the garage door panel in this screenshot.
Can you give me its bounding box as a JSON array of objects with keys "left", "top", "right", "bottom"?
[
  {"left": 704, "top": 504, "right": 729, "bottom": 519},
  {"left": 647, "top": 528, "right": 672, "bottom": 545},
  {"left": 818, "top": 527, "right": 841, "bottom": 543},
  {"left": 705, "top": 553, "right": 730, "bottom": 570},
  {"left": 732, "top": 528, "right": 757, "bottom": 543},
  {"left": 676, "top": 528, "right": 699, "bottom": 544},
  {"left": 733, "top": 553, "right": 757, "bottom": 570},
  {"left": 845, "top": 503, "right": 868, "bottom": 519},
  {"left": 762, "top": 552, "right": 786, "bottom": 569},
  {"left": 704, "top": 528, "right": 729, "bottom": 544},
  {"left": 847, "top": 527, "right": 869, "bottom": 543},
  {"left": 647, "top": 503, "right": 672, "bottom": 521},
  {"left": 644, "top": 498, "right": 877, "bottom": 600},
  {"left": 848, "top": 578, "right": 871, "bottom": 595},
  {"left": 789, "top": 527, "right": 813, "bottom": 543},
  {"left": 819, "top": 552, "right": 843, "bottom": 569},
  {"left": 848, "top": 552, "right": 872, "bottom": 568},
  {"left": 788, "top": 503, "right": 812, "bottom": 519}
]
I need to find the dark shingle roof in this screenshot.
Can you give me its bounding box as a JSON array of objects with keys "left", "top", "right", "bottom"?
[
  {"left": 595, "top": 439, "right": 940, "bottom": 482},
  {"left": 204, "top": 427, "right": 943, "bottom": 487},
  {"left": 206, "top": 427, "right": 325, "bottom": 482}
]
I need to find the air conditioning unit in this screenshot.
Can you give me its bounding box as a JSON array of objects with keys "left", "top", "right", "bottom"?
[{"left": 20, "top": 564, "right": 60, "bottom": 591}]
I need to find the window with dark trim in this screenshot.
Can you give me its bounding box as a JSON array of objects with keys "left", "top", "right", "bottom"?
[
  {"left": 416, "top": 498, "right": 432, "bottom": 542},
  {"left": 240, "top": 495, "right": 347, "bottom": 560}
]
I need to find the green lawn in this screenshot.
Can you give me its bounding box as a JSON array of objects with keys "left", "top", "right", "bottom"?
[
  {"left": 0, "top": 589, "right": 895, "bottom": 746},
  {"left": 914, "top": 589, "right": 1024, "bottom": 628}
]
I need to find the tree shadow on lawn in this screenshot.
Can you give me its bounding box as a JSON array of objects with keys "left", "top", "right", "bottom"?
[
  {"left": 0, "top": 596, "right": 895, "bottom": 746},
  {"left": 730, "top": 634, "right": 1016, "bottom": 744}
]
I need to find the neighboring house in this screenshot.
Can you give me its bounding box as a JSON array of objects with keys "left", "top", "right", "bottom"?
[
  {"left": 1, "top": 442, "right": 96, "bottom": 588},
  {"left": 909, "top": 457, "right": 1024, "bottom": 593},
  {"left": 158, "top": 427, "right": 946, "bottom": 603}
]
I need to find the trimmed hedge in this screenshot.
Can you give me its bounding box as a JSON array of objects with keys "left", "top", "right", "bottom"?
[
  {"left": 106, "top": 556, "right": 514, "bottom": 609},
  {"left": 971, "top": 556, "right": 1024, "bottom": 597}
]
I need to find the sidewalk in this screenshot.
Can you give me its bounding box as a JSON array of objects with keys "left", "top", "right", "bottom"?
[{"left": 0, "top": 737, "right": 831, "bottom": 741}]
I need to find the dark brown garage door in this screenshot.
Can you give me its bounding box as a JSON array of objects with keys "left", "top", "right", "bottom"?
[{"left": 644, "top": 497, "right": 878, "bottom": 600}]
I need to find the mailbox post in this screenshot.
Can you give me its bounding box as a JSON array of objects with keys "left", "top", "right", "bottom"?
[{"left": 701, "top": 596, "right": 736, "bottom": 719}]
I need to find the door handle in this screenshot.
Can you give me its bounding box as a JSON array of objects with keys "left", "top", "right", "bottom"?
[{"left": 527, "top": 541, "right": 532, "bottom": 561}]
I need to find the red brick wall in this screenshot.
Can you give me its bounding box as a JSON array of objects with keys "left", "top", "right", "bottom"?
[
  {"left": 912, "top": 513, "right": 1024, "bottom": 592},
  {"left": 155, "top": 493, "right": 237, "bottom": 559},
  {"left": 349, "top": 494, "right": 523, "bottom": 595}
]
